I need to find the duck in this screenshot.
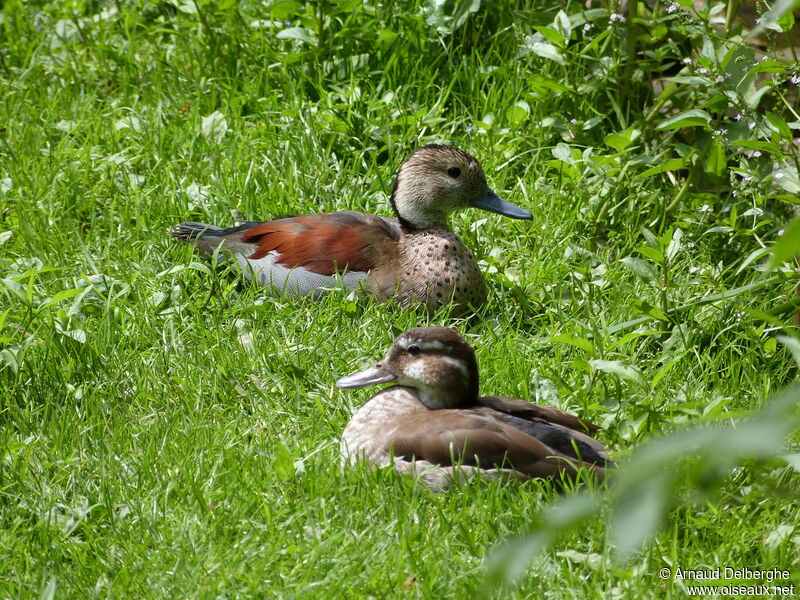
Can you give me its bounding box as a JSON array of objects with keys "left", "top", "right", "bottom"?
[
  {"left": 336, "top": 327, "right": 609, "bottom": 490},
  {"left": 170, "top": 145, "right": 531, "bottom": 313}
]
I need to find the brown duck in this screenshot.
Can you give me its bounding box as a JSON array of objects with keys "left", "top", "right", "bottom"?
[
  {"left": 337, "top": 327, "right": 609, "bottom": 490},
  {"left": 170, "top": 145, "right": 531, "bottom": 314}
]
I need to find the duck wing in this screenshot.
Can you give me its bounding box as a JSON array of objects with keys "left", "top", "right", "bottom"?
[
  {"left": 475, "top": 397, "right": 608, "bottom": 464},
  {"left": 478, "top": 395, "right": 600, "bottom": 432},
  {"left": 171, "top": 212, "right": 400, "bottom": 294},
  {"left": 388, "top": 410, "right": 605, "bottom": 481}
]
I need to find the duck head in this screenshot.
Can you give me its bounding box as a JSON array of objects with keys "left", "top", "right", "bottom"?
[
  {"left": 389, "top": 144, "right": 532, "bottom": 230},
  {"left": 336, "top": 326, "right": 479, "bottom": 409}
]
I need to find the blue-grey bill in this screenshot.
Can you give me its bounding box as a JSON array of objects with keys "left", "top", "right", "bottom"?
[
  {"left": 471, "top": 186, "right": 532, "bottom": 220},
  {"left": 336, "top": 365, "right": 397, "bottom": 389}
]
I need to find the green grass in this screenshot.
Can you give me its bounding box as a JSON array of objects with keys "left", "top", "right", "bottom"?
[{"left": 1, "top": 1, "right": 799, "bottom": 598}]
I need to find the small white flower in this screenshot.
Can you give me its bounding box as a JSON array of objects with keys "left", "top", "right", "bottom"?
[
  {"left": 610, "top": 13, "right": 626, "bottom": 22},
  {"left": 791, "top": 75, "right": 800, "bottom": 84},
  {"left": 752, "top": 151, "right": 761, "bottom": 157},
  {"left": 583, "top": 23, "right": 593, "bottom": 32},
  {"left": 722, "top": 205, "right": 731, "bottom": 212},
  {"left": 466, "top": 124, "right": 474, "bottom": 132},
  {"left": 742, "top": 175, "right": 753, "bottom": 182},
  {"left": 682, "top": 57, "right": 691, "bottom": 64},
  {"left": 689, "top": 266, "right": 699, "bottom": 274},
  {"left": 773, "top": 162, "right": 780, "bottom": 169},
  {"left": 775, "top": 172, "right": 784, "bottom": 179},
  {"left": 687, "top": 241, "right": 696, "bottom": 248},
  {"left": 698, "top": 67, "right": 709, "bottom": 74},
  {"left": 699, "top": 204, "right": 712, "bottom": 213},
  {"left": 748, "top": 121, "right": 756, "bottom": 130},
  {"left": 734, "top": 113, "right": 742, "bottom": 121},
  {"left": 570, "top": 118, "right": 578, "bottom": 125},
  {"left": 667, "top": 2, "right": 678, "bottom": 13},
  {"left": 732, "top": 190, "right": 739, "bottom": 197},
  {"left": 715, "top": 75, "right": 725, "bottom": 83},
  {"left": 778, "top": 229, "right": 785, "bottom": 236}
]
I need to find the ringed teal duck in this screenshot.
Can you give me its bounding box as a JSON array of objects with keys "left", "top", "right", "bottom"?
[
  {"left": 337, "top": 327, "right": 609, "bottom": 490},
  {"left": 170, "top": 145, "right": 531, "bottom": 313}
]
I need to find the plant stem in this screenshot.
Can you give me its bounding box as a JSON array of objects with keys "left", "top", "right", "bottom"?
[
  {"left": 724, "top": 0, "right": 740, "bottom": 37},
  {"left": 665, "top": 170, "right": 693, "bottom": 214}
]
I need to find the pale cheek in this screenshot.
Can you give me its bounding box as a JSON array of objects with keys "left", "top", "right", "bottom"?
[{"left": 400, "top": 361, "right": 430, "bottom": 386}]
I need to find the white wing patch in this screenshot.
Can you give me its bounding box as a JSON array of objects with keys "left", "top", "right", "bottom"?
[{"left": 233, "top": 251, "right": 369, "bottom": 296}]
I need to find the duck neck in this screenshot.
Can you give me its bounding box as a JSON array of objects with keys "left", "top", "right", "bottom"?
[
  {"left": 389, "top": 178, "right": 449, "bottom": 231},
  {"left": 412, "top": 362, "right": 479, "bottom": 410}
]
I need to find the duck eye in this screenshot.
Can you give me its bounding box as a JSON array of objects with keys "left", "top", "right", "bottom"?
[
  {"left": 407, "top": 344, "right": 421, "bottom": 356},
  {"left": 447, "top": 166, "right": 461, "bottom": 179}
]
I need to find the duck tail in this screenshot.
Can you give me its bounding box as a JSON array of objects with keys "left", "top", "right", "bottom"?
[
  {"left": 170, "top": 221, "right": 240, "bottom": 258},
  {"left": 169, "top": 222, "right": 225, "bottom": 242}
]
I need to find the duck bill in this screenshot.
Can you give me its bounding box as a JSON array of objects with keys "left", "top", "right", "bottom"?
[
  {"left": 336, "top": 364, "right": 397, "bottom": 389},
  {"left": 470, "top": 185, "right": 532, "bottom": 220}
]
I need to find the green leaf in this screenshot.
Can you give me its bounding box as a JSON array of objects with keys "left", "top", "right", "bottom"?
[
  {"left": 552, "top": 334, "right": 595, "bottom": 355},
  {"left": 731, "top": 139, "right": 779, "bottom": 152},
  {"left": 276, "top": 27, "right": 316, "bottom": 45},
  {"left": 527, "top": 74, "right": 571, "bottom": 94},
  {"left": 656, "top": 109, "right": 711, "bottom": 130},
  {"left": 748, "top": 0, "right": 800, "bottom": 36},
  {"left": 552, "top": 143, "right": 574, "bottom": 164},
  {"left": 629, "top": 299, "right": 669, "bottom": 322},
  {"left": 528, "top": 41, "right": 566, "bottom": 65},
  {"left": 604, "top": 127, "right": 640, "bottom": 152},
  {"left": 270, "top": 0, "right": 302, "bottom": 20},
  {"left": 641, "top": 228, "right": 660, "bottom": 249},
  {"left": 38, "top": 288, "right": 83, "bottom": 311},
  {"left": 533, "top": 26, "right": 564, "bottom": 48},
  {"left": 665, "top": 228, "right": 683, "bottom": 262},
  {"left": 745, "top": 85, "right": 771, "bottom": 109},
  {"left": 376, "top": 29, "right": 398, "bottom": 49},
  {"left": 638, "top": 246, "right": 664, "bottom": 265},
  {"left": 451, "top": 0, "right": 482, "bottom": 31},
  {"left": 765, "top": 111, "right": 792, "bottom": 139},
  {"left": 746, "top": 60, "right": 791, "bottom": 75},
  {"left": 773, "top": 167, "right": 800, "bottom": 194},
  {"left": 640, "top": 158, "right": 685, "bottom": 178},
  {"left": 1, "top": 278, "right": 27, "bottom": 302},
  {"left": 704, "top": 139, "right": 726, "bottom": 177},
  {"left": 619, "top": 257, "right": 658, "bottom": 282},
  {"left": 505, "top": 101, "right": 530, "bottom": 126},
  {"left": 0, "top": 231, "right": 11, "bottom": 245},
  {"left": 736, "top": 247, "right": 772, "bottom": 274},
  {"left": 589, "top": 359, "right": 647, "bottom": 388},
  {"left": 273, "top": 442, "right": 296, "bottom": 482},
  {"left": 554, "top": 10, "right": 572, "bottom": 39},
  {"left": 768, "top": 218, "right": 800, "bottom": 270}
]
